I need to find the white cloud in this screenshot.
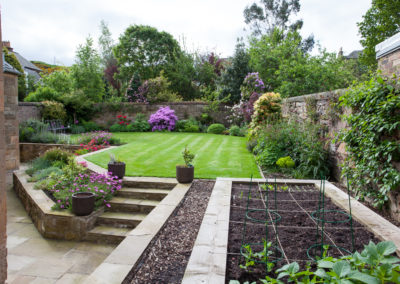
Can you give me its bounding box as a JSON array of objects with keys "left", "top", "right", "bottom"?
[{"left": 2, "top": 0, "right": 371, "bottom": 66}]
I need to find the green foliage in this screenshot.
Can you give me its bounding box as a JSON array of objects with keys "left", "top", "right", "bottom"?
[
  {"left": 276, "top": 156, "right": 295, "bottom": 168},
  {"left": 26, "top": 74, "right": 37, "bottom": 94},
  {"left": 142, "top": 72, "right": 182, "bottom": 103},
  {"left": 358, "top": 0, "right": 400, "bottom": 70},
  {"left": 25, "top": 86, "right": 61, "bottom": 102},
  {"left": 182, "top": 146, "right": 195, "bottom": 167},
  {"left": 240, "top": 240, "right": 274, "bottom": 273},
  {"left": 19, "top": 119, "right": 65, "bottom": 144},
  {"left": 43, "top": 148, "right": 73, "bottom": 165},
  {"left": 40, "top": 70, "right": 74, "bottom": 94},
  {"left": 254, "top": 120, "right": 330, "bottom": 179},
  {"left": 218, "top": 40, "right": 251, "bottom": 104},
  {"left": 249, "top": 29, "right": 358, "bottom": 98},
  {"left": 71, "top": 125, "right": 85, "bottom": 134},
  {"left": 109, "top": 124, "right": 127, "bottom": 132},
  {"left": 82, "top": 121, "right": 101, "bottom": 132},
  {"left": 129, "top": 113, "right": 151, "bottom": 132},
  {"left": 250, "top": 92, "right": 282, "bottom": 137},
  {"left": 207, "top": 123, "right": 226, "bottom": 134},
  {"left": 3, "top": 47, "right": 26, "bottom": 100},
  {"left": 71, "top": 36, "right": 105, "bottom": 102},
  {"left": 30, "top": 131, "right": 62, "bottom": 144},
  {"left": 260, "top": 241, "right": 400, "bottom": 284},
  {"left": 28, "top": 167, "right": 63, "bottom": 183},
  {"left": 26, "top": 157, "right": 52, "bottom": 176},
  {"left": 229, "top": 125, "right": 246, "bottom": 137},
  {"left": 41, "top": 101, "right": 67, "bottom": 122},
  {"left": 338, "top": 75, "right": 400, "bottom": 208},
  {"left": 114, "top": 25, "right": 181, "bottom": 86},
  {"left": 176, "top": 118, "right": 200, "bottom": 133},
  {"left": 60, "top": 89, "right": 95, "bottom": 121}
]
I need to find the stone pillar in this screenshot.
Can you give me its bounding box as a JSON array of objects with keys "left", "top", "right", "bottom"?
[
  {"left": 376, "top": 32, "right": 400, "bottom": 77},
  {"left": 0, "top": 10, "right": 7, "bottom": 284}
]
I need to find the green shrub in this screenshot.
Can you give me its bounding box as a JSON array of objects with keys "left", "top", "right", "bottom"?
[
  {"left": 276, "top": 156, "right": 295, "bottom": 168},
  {"left": 28, "top": 167, "right": 63, "bottom": 182},
  {"left": 229, "top": 125, "right": 246, "bottom": 137},
  {"left": 43, "top": 148, "right": 73, "bottom": 165},
  {"left": 207, "top": 123, "right": 225, "bottom": 134},
  {"left": 109, "top": 124, "right": 123, "bottom": 132},
  {"left": 25, "top": 86, "right": 61, "bottom": 102},
  {"left": 30, "top": 131, "right": 61, "bottom": 144},
  {"left": 175, "top": 118, "right": 200, "bottom": 133},
  {"left": 19, "top": 126, "right": 35, "bottom": 142},
  {"left": 26, "top": 157, "right": 52, "bottom": 176},
  {"left": 41, "top": 101, "right": 67, "bottom": 122},
  {"left": 254, "top": 120, "right": 330, "bottom": 179},
  {"left": 130, "top": 114, "right": 151, "bottom": 132},
  {"left": 184, "top": 124, "right": 200, "bottom": 132},
  {"left": 82, "top": 121, "right": 101, "bottom": 132}
]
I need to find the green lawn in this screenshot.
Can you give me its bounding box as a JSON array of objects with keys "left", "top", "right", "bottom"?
[{"left": 85, "top": 132, "right": 261, "bottom": 179}]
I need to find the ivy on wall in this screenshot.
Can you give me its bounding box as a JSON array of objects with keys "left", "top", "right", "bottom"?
[{"left": 339, "top": 74, "right": 400, "bottom": 208}]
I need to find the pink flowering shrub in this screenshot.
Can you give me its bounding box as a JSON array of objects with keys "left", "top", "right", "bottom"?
[
  {"left": 50, "top": 172, "right": 122, "bottom": 210},
  {"left": 148, "top": 106, "right": 178, "bottom": 131}
]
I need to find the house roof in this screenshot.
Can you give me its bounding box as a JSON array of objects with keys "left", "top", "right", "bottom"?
[
  {"left": 3, "top": 55, "right": 21, "bottom": 75},
  {"left": 376, "top": 32, "right": 400, "bottom": 59},
  {"left": 344, "top": 50, "right": 362, "bottom": 59},
  {"left": 11, "top": 51, "right": 42, "bottom": 72}
]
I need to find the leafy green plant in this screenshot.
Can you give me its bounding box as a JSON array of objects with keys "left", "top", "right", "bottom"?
[
  {"left": 207, "top": 123, "right": 225, "bottom": 134},
  {"left": 240, "top": 240, "right": 274, "bottom": 273},
  {"left": 229, "top": 125, "right": 246, "bottom": 137},
  {"left": 43, "top": 148, "right": 73, "bottom": 165},
  {"left": 276, "top": 156, "right": 295, "bottom": 168},
  {"left": 41, "top": 100, "right": 67, "bottom": 123},
  {"left": 182, "top": 146, "right": 195, "bottom": 167},
  {"left": 338, "top": 75, "right": 400, "bottom": 208}
]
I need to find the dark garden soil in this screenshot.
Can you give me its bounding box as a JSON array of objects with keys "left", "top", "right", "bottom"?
[
  {"left": 226, "top": 182, "right": 381, "bottom": 283},
  {"left": 123, "top": 180, "right": 215, "bottom": 284}
]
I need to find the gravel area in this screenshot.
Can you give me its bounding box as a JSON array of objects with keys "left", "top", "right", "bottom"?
[{"left": 123, "top": 180, "right": 215, "bottom": 284}]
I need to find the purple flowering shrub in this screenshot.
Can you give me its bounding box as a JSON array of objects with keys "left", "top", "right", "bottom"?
[
  {"left": 227, "top": 72, "right": 266, "bottom": 123},
  {"left": 77, "top": 131, "right": 120, "bottom": 146},
  {"left": 50, "top": 171, "right": 122, "bottom": 210},
  {"left": 148, "top": 106, "right": 178, "bottom": 131}
]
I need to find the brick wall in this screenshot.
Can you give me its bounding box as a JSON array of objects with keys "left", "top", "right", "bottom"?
[
  {"left": 0, "top": 12, "right": 7, "bottom": 283},
  {"left": 4, "top": 73, "right": 19, "bottom": 185}
]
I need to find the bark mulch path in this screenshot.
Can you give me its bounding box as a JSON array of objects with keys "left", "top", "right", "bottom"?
[
  {"left": 123, "top": 180, "right": 215, "bottom": 284},
  {"left": 226, "top": 182, "right": 381, "bottom": 283}
]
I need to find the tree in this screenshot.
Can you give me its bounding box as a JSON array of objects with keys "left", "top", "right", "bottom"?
[
  {"left": 71, "top": 36, "right": 105, "bottom": 102},
  {"left": 3, "top": 47, "right": 26, "bottom": 100},
  {"left": 98, "top": 20, "right": 114, "bottom": 67},
  {"left": 358, "top": 0, "right": 400, "bottom": 70},
  {"left": 217, "top": 40, "right": 251, "bottom": 103},
  {"left": 113, "top": 25, "right": 181, "bottom": 86},
  {"left": 244, "top": 0, "right": 302, "bottom": 36}
]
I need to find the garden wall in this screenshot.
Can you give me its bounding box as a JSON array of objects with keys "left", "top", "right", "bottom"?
[
  {"left": 91, "top": 102, "right": 229, "bottom": 127},
  {"left": 281, "top": 89, "right": 347, "bottom": 182},
  {"left": 18, "top": 102, "right": 42, "bottom": 122},
  {"left": 20, "top": 143, "right": 81, "bottom": 163}
]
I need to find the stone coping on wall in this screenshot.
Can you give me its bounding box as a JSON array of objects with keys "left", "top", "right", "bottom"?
[
  {"left": 18, "top": 101, "right": 43, "bottom": 106},
  {"left": 13, "top": 167, "right": 103, "bottom": 241},
  {"left": 182, "top": 178, "right": 400, "bottom": 284},
  {"left": 283, "top": 89, "right": 346, "bottom": 103}
]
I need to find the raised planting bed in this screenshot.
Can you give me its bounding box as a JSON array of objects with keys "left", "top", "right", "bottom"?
[{"left": 226, "top": 182, "right": 380, "bottom": 282}]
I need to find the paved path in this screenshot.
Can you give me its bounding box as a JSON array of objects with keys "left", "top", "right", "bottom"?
[{"left": 6, "top": 186, "right": 117, "bottom": 284}]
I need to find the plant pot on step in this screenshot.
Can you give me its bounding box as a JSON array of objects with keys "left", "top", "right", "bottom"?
[
  {"left": 176, "top": 165, "right": 194, "bottom": 183},
  {"left": 72, "top": 192, "right": 95, "bottom": 216},
  {"left": 108, "top": 162, "right": 126, "bottom": 179}
]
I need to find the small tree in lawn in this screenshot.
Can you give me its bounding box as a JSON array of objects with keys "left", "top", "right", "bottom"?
[{"left": 148, "top": 106, "right": 178, "bottom": 131}]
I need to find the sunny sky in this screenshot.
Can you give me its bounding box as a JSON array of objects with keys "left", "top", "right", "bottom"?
[{"left": 1, "top": 0, "right": 371, "bottom": 66}]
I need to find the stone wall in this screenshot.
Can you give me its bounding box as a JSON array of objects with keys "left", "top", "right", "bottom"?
[
  {"left": 282, "top": 89, "right": 347, "bottom": 182},
  {"left": 0, "top": 15, "right": 7, "bottom": 283},
  {"left": 20, "top": 143, "right": 81, "bottom": 163},
  {"left": 18, "top": 102, "right": 42, "bottom": 123},
  {"left": 376, "top": 32, "right": 400, "bottom": 77},
  {"left": 4, "top": 73, "right": 19, "bottom": 185},
  {"left": 91, "top": 102, "right": 229, "bottom": 127}
]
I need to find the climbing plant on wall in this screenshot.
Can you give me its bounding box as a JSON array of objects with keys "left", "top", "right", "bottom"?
[{"left": 339, "top": 74, "right": 400, "bottom": 208}]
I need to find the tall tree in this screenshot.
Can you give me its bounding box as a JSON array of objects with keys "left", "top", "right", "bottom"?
[
  {"left": 113, "top": 25, "right": 181, "bottom": 86},
  {"left": 98, "top": 20, "right": 115, "bottom": 67},
  {"left": 71, "top": 36, "right": 105, "bottom": 102},
  {"left": 244, "top": 0, "right": 302, "bottom": 36},
  {"left": 217, "top": 40, "right": 251, "bottom": 103},
  {"left": 358, "top": 0, "right": 400, "bottom": 70}
]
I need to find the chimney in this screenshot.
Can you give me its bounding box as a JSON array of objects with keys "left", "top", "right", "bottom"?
[
  {"left": 2, "top": 41, "right": 12, "bottom": 51},
  {"left": 338, "top": 47, "right": 343, "bottom": 58}
]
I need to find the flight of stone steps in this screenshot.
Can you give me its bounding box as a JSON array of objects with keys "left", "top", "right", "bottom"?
[{"left": 86, "top": 180, "right": 175, "bottom": 244}]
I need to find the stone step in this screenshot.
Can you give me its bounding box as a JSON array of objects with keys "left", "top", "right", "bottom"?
[
  {"left": 122, "top": 180, "right": 176, "bottom": 190},
  {"left": 116, "top": 188, "right": 170, "bottom": 201},
  {"left": 108, "top": 197, "right": 160, "bottom": 213},
  {"left": 97, "top": 212, "right": 147, "bottom": 228},
  {"left": 86, "top": 225, "right": 131, "bottom": 244}
]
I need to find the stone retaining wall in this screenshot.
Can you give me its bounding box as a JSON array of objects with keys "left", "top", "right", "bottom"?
[
  {"left": 20, "top": 143, "right": 81, "bottom": 163},
  {"left": 18, "top": 102, "right": 42, "bottom": 122},
  {"left": 13, "top": 170, "right": 102, "bottom": 241}
]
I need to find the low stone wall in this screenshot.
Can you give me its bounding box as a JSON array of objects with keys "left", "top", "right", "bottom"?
[
  {"left": 20, "top": 143, "right": 81, "bottom": 162},
  {"left": 13, "top": 170, "right": 102, "bottom": 241},
  {"left": 18, "top": 102, "right": 42, "bottom": 123},
  {"left": 91, "top": 102, "right": 229, "bottom": 127}
]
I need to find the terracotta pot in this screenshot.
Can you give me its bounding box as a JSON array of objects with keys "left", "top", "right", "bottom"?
[
  {"left": 72, "top": 192, "right": 95, "bottom": 216},
  {"left": 176, "top": 165, "right": 194, "bottom": 183},
  {"left": 108, "top": 162, "right": 126, "bottom": 179}
]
